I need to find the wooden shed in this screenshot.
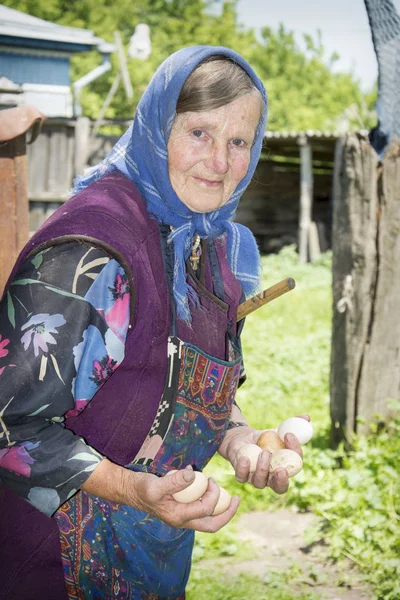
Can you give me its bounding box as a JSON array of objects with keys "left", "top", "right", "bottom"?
[{"left": 236, "top": 130, "right": 361, "bottom": 257}]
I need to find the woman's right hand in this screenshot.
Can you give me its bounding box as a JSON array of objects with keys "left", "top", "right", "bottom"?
[
  {"left": 125, "top": 465, "right": 240, "bottom": 532},
  {"left": 82, "top": 459, "right": 239, "bottom": 532}
]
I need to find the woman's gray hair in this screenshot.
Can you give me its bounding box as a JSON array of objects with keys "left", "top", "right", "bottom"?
[{"left": 176, "top": 56, "right": 262, "bottom": 114}]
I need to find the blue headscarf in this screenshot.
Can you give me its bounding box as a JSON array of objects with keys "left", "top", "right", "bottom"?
[{"left": 74, "top": 45, "right": 268, "bottom": 322}]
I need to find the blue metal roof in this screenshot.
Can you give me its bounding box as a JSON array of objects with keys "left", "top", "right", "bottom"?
[{"left": 0, "top": 5, "right": 105, "bottom": 52}]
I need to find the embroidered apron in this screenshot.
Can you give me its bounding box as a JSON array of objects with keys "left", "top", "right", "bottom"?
[{"left": 55, "top": 237, "right": 242, "bottom": 600}]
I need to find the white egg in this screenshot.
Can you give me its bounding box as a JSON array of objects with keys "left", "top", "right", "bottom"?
[
  {"left": 277, "top": 417, "right": 313, "bottom": 445},
  {"left": 269, "top": 449, "right": 303, "bottom": 477},
  {"left": 212, "top": 486, "right": 231, "bottom": 516},
  {"left": 236, "top": 443, "right": 263, "bottom": 471},
  {"left": 168, "top": 470, "right": 209, "bottom": 504}
]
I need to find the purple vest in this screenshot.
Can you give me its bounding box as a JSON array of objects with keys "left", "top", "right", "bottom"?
[
  {"left": 1, "top": 172, "right": 243, "bottom": 599},
  {"left": 4, "top": 171, "right": 243, "bottom": 465}
]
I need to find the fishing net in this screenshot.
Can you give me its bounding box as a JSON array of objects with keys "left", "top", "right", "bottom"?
[{"left": 365, "top": 0, "right": 400, "bottom": 157}]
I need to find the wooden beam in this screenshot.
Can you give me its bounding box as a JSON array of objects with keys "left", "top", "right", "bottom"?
[
  {"left": 298, "top": 135, "right": 314, "bottom": 263},
  {"left": 0, "top": 136, "right": 29, "bottom": 296}
]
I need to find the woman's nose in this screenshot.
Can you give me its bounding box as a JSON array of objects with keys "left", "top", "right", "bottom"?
[{"left": 205, "top": 142, "right": 229, "bottom": 174}]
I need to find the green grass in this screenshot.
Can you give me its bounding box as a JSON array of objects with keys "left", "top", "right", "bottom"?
[
  {"left": 186, "top": 246, "right": 400, "bottom": 600},
  {"left": 187, "top": 569, "right": 321, "bottom": 600}
]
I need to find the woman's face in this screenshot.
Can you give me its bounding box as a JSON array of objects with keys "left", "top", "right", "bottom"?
[{"left": 167, "top": 93, "right": 262, "bottom": 213}]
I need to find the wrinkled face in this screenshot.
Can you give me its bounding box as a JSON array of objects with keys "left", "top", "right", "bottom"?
[{"left": 167, "top": 93, "right": 262, "bottom": 213}]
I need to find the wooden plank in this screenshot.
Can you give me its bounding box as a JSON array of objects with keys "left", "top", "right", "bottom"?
[
  {"left": 65, "top": 126, "right": 75, "bottom": 187},
  {"left": 29, "top": 193, "right": 68, "bottom": 202},
  {"left": 29, "top": 201, "right": 47, "bottom": 233},
  {"left": 27, "top": 129, "right": 49, "bottom": 195},
  {"left": 45, "top": 202, "right": 61, "bottom": 221},
  {"left": 48, "top": 128, "right": 66, "bottom": 193}
]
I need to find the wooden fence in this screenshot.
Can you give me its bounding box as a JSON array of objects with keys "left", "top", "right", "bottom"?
[
  {"left": 330, "top": 133, "right": 400, "bottom": 446},
  {"left": 27, "top": 117, "right": 87, "bottom": 231}
]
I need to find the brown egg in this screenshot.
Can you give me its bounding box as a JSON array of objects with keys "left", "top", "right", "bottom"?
[
  {"left": 212, "top": 486, "right": 231, "bottom": 516},
  {"left": 257, "top": 430, "right": 286, "bottom": 452}
]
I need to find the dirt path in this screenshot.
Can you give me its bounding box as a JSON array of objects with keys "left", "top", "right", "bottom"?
[{"left": 197, "top": 509, "right": 373, "bottom": 599}]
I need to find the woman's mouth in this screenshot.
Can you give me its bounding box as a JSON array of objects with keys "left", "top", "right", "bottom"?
[{"left": 193, "top": 176, "right": 223, "bottom": 188}]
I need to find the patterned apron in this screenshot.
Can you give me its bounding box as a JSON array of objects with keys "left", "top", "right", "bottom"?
[{"left": 55, "top": 238, "right": 242, "bottom": 600}]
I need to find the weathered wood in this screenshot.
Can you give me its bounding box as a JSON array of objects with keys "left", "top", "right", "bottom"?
[
  {"left": 0, "top": 107, "right": 44, "bottom": 294},
  {"left": 27, "top": 130, "right": 49, "bottom": 195},
  {"left": 48, "top": 128, "right": 65, "bottom": 192},
  {"left": 298, "top": 136, "right": 313, "bottom": 263},
  {"left": 237, "top": 278, "right": 296, "bottom": 321},
  {"left": 0, "top": 136, "right": 29, "bottom": 295},
  {"left": 74, "top": 116, "right": 90, "bottom": 177},
  {"left": 26, "top": 121, "right": 75, "bottom": 229},
  {"left": 356, "top": 143, "right": 400, "bottom": 428},
  {"left": 0, "top": 152, "right": 18, "bottom": 294},
  {"left": 329, "top": 133, "right": 400, "bottom": 446},
  {"left": 14, "top": 146, "right": 29, "bottom": 254}
]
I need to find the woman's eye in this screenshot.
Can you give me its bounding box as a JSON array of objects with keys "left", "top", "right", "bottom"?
[
  {"left": 192, "top": 129, "right": 203, "bottom": 138},
  {"left": 231, "top": 139, "right": 246, "bottom": 147}
]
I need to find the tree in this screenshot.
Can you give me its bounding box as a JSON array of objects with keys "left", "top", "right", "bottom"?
[{"left": 3, "top": 0, "right": 376, "bottom": 130}]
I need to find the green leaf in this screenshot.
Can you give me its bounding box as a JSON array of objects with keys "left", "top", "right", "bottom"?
[
  {"left": 7, "top": 292, "right": 15, "bottom": 328},
  {"left": 27, "top": 404, "right": 51, "bottom": 416},
  {"left": 10, "top": 278, "right": 86, "bottom": 300},
  {"left": 31, "top": 252, "right": 44, "bottom": 269}
]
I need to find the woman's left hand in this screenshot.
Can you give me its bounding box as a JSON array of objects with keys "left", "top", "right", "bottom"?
[{"left": 218, "top": 415, "right": 309, "bottom": 495}]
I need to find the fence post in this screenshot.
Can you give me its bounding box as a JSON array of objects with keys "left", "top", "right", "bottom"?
[
  {"left": 74, "top": 116, "right": 91, "bottom": 178},
  {"left": 330, "top": 133, "right": 400, "bottom": 446},
  {"left": 0, "top": 106, "right": 45, "bottom": 296},
  {"left": 298, "top": 134, "right": 314, "bottom": 262}
]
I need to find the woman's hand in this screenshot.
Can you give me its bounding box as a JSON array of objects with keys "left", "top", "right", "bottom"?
[
  {"left": 125, "top": 465, "right": 240, "bottom": 532},
  {"left": 218, "top": 415, "right": 310, "bottom": 495},
  {"left": 82, "top": 460, "right": 239, "bottom": 533}
]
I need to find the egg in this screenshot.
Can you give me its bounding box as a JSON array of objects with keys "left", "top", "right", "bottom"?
[
  {"left": 277, "top": 417, "right": 313, "bottom": 445},
  {"left": 257, "top": 430, "right": 286, "bottom": 452},
  {"left": 269, "top": 449, "right": 303, "bottom": 477},
  {"left": 212, "top": 486, "right": 231, "bottom": 516},
  {"left": 167, "top": 470, "right": 209, "bottom": 503},
  {"left": 236, "top": 443, "right": 263, "bottom": 471}
]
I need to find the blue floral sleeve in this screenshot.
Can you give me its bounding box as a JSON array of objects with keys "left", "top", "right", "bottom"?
[{"left": 0, "top": 242, "right": 131, "bottom": 516}]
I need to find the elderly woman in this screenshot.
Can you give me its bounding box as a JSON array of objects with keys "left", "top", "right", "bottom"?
[{"left": 0, "top": 46, "right": 304, "bottom": 599}]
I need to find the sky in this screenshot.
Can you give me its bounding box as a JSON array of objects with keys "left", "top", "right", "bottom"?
[{"left": 230, "top": 0, "right": 400, "bottom": 92}]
